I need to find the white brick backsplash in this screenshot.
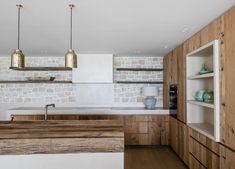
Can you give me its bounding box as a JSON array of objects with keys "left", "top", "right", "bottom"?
[{"left": 0, "top": 56, "right": 163, "bottom": 107}]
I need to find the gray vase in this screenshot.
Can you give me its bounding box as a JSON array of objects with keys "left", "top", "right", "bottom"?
[{"left": 144, "top": 96, "right": 157, "bottom": 109}]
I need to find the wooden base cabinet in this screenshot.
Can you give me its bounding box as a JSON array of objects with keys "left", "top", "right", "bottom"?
[
  {"left": 189, "top": 154, "right": 206, "bottom": 169},
  {"left": 220, "top": 145, "right": 235, "bottom": 169},
  {"left": 169, "top": 116, "right": 189, "bottom": 165},
  {"left": 124, "top": 115, "right": 169, "bottom": 146},
  {"left": 189, "top": 127, "right": 220, "bottom": 169},
  {"left": 221, "top": 6, "right": 235, "bottom": 152}
]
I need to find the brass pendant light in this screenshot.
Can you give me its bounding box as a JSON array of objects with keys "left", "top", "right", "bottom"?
[
  {"left": 65, "top": 4, "right": 77, "bottom": 68},
  {"left": 11, "top": 4, "right": 25, "bottom": 68}
]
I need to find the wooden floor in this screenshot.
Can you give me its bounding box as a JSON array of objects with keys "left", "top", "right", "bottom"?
[{"left": 125, "top": 147, "right": 187, "bottom": 169}]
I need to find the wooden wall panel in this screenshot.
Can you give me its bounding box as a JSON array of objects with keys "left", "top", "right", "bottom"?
[
  {"left": 177, "top": 45, "right": 186, "bottom": 123},
  {"left": 200, "top": 16, "right": 224, "bottom": 46},
  {"left": 171, "top": 50, "right": 178, "bottom": 84},
  {"left": 220, "top": 145, "right": 235, "bottom": 169},
  {"left": 220, "top": 6, "right": 235, "bottom": 151},
  {"left": 169, "top": 116, "right": 178, "bottom": 153}
]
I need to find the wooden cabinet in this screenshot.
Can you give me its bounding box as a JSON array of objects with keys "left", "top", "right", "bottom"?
[
  {"left": 200, "top": 16, "right": 224, "bottom": 46},
  {"left": 171, "top": 50, "right": 178, "bottom": 84},
  {"left": 163, "top": 51, "right": 178, "bottom": 85},
  {"left": 176, "top": 45, "right": 186, "bottom": 123},
  {"left": 163, "top": 50, "right": 178, "bottom": 109},
  {"left": 169, "top": 116, "right": 178, "bottom": 154},
  {"left": 178, "top": 120, "right": 189, "bottom": 165},
  {"left": 170, "top": 116, "right": 189, "bottom": 165},
  {"left": 189, "top": 127, "right": 220, "bottom": 169},
  {"left": 163, "top": 84, "right": 169, "bottom": 108},
  {"left": 163, "top": 54, "right": 170, "bottom": 85},
  {"left": 189, "top": 154, "right": 206, "bottom": 169},
  {"left": 124, "top": 115, "right": 169, "bottom": 146},
  {"left": 220, "top": 6, "right": 235, "bottom": 151},
  {"left": 186, "top": 32, "right": 201, "bottom": 54},
  {"left": 189, "top": 138, "right": 219, "bottom": 169},
  {"left": 220, "top": 145, "right": 235, "bottom": 169},
  {"left": 11, "top": 114, "right": 169, "bottom": 146}
]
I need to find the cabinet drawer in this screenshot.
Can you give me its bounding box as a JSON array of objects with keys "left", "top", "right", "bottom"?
[
  {"left": 189, "top": 154, "right": 206, "bottom": 169},
  {"left": 189, "top": 137, "right": 219, "bottom": 169},
  {"left": 189, "top": 127, "right": 219, "bottom": 155}
]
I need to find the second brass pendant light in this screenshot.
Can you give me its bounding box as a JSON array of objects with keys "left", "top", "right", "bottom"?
[{"left": 65, "top": 4, "right": 77, "bottom": 68}]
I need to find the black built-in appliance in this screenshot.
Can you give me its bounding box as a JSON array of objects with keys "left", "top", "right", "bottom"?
[{"left": 169, "top": 84, "right": 178, "bottom": 118}]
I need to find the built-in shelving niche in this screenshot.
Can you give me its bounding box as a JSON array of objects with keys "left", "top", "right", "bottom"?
[{"left": 186, "top": 40, "right": 220, "bottom": 142}]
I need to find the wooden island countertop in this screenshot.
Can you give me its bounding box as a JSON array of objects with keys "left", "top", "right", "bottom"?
[{"left": 0, "top": 120, "right": 124, "bottom": 155}]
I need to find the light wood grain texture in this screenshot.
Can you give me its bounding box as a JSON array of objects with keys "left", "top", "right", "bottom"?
[
  {"left": 178, "top": 120, "right": 189, "bottom": 165},
  {"left": 125, "top": 147, "right": 187, "bottom": 169},
  {"left": 0, "top": 120, "right": 124, "bottom": 155},
  {"left": 172, "top": 48, "right": 178, "bottom": 84},
  {"left": 220, "top": 6, "right": 235, "bottom": 151},
  {"left": 124, "top": 115, "right": 169, "bottom": 146},
  {"left": 187, "top": 32, "right": 201, "bottom": 54},
  {"left": 189, "top": 127, "right": 219, "bottom": 155},
  {"left": 189, "top": 154, "right": 207, "bottom": 169},
  {"left": 189, "top": 137, "right": 219, "bottom": 169},
  {"left": 169, "top": 116, "right": 178, "bottom": 154},
  {"left": 163, "top": 84, "right": 170, "bottom": 108},
  {"left": 220, "top": 145, "right": 235, "bottom": 169},
  {"left": 177, "top": 45, "right": 187, "bottom": 123},
  {"left": 200, "top": 16, "right": 223, "bottom": 46},
  {"left": 11, "top": 114, "right": 124, "bottom": 121},
  {"left": 163, "top": 54, "right": 171, "bottom": 85},
  {"left": 11, "top": 115, "right": 169, "bottom": 146}
]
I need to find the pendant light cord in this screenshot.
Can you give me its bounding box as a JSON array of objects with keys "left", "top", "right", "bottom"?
[
  {"left": 70, "top": 6, "right": 73, "bottom": 49},
  {"left": 17, "top": 6, "right": 21, "bottom": 49}
]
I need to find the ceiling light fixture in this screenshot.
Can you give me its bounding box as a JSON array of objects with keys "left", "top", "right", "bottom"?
[
  {"left": 11, "top": 4, "right": 25, "bottom": 68},
  {"left": 65, "top": 4, "right": 77, "bottom": 68}
]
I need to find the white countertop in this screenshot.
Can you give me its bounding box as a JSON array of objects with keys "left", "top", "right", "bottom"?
[{"left": 7, "top": 107, "right": 169, "bottom": 119}]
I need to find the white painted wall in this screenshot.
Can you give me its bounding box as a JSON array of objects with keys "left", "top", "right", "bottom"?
[{"left": 0, "top": 153, "right": 124, "bottom": 169}]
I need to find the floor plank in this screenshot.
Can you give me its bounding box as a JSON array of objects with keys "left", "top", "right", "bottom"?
[{"left": 125, "top": 147, "right": 187, "bottom": 169}]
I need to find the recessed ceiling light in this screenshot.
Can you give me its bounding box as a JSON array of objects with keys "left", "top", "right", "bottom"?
[
  {"left": 164, "top": 45, "right": 168, "bottom": 49},
  {"left": 182, "top": 27, "right": 189, "bottom": 33}
]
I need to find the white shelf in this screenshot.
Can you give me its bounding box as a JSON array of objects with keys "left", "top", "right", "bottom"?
[
  {"left": 188, "top": 123, "right": 214, "bottom": 140},
  {"left": 186, "top": 40, "right": 220, "bottom": 142},
  {"left": 187, "top": 100, "right": 214, "bottom": 109},
  {"left": 188, "top": 73, "right": 214, "bottom": 80}
]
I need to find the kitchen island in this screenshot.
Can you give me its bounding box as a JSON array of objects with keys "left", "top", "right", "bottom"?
[{"left": 0, "top": 120, "right": 124, "bottom": 169}]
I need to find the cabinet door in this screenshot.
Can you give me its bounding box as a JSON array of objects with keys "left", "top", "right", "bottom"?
[
  {"left": 163, "top": 84, "right": 169, "bottom": 108},
  {"left": 178, "top": 121, "right": 189, "bottom": 165},
  {"left": 171, "top": 49, "right": 178, "bottom": 84},
  {"left": 170, "top": 116, "right": 178, "bottom": 153},
  {"left": 221, "top": 6, "right": 235, "bottom": 151},
  {"left": 163, "top": 56, "right": 169, "bottom": 84},
  {"left": 164, "top": 53, "right": 172, "bottom": 84},
  {"left": 220, "top": 145, "right": 235, "bottom": 169},
  {"left": 200, "top": 16, "right": 223, "bottom": 46},
  {"left": 177, "top": 45, "right": 186, "bottom": 123}
]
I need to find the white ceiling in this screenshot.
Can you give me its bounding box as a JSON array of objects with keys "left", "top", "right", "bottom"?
[{"left": 0, "top": 0, "right": 234, "bottom": 56}]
